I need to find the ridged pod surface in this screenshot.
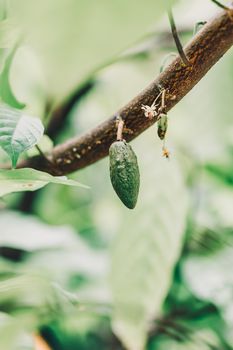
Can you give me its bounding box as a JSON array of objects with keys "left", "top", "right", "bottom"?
[{"left": 109, "top": 140, "right": 140, "bottom": 209}]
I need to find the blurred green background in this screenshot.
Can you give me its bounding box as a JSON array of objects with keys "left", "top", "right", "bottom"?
[{"left": 0, "top": 0, "right": 233, "bottom": 349}]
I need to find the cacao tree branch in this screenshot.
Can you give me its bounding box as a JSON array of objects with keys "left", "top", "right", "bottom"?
[{"left": 19, "top": 5, "right": 233, "bottom": 176}]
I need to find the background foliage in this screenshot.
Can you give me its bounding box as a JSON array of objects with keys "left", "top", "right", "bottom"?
[{"left": 0, "top": 0, "right": 233, "bottom": 349}]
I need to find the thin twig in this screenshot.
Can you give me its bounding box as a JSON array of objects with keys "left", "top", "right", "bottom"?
[
  {"left": 35, "top": 145, "right": 54, "bottom": 166},
  {"left": 35, "top": 145, "right": 46, "bottom": 159},
  {"left": 210, "top": 0, "right": 230, "bottom": 10},
  {"left": 167, "top": 7, "right": 190, "bottom": 66}
]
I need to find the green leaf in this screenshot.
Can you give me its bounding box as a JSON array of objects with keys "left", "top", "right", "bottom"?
[
  {"left": 0, "top": 210, "right": 80, "bottom": 251},
  {"left": 0, "top": 19, "right": 20, "bottom": 48},
  {"left": 0, "top": 104, "right": 44, "bottom": 167},
  {"left": 0, "top": 274, "right": 54, "bottom": 310},
  {"left": 0, "top": 312, "right": 34, "bottom": 350},
  {"left": 0, "top": 168, "right": 88, "bottom": 197},
  {"left": 0, "top": 46, "right": 25, "bottom": 109},
  {"left": 182, "top": 246, "right": 233, "bottom": 343},
  {"left": 151, "top": 329, "right": 220, "bottom": 350},
  {"left": 8, "top": 0, "right": 168, "bottom": 99},
  {"left": 110, "top": 135, "right": 188, "bottom": 350}
]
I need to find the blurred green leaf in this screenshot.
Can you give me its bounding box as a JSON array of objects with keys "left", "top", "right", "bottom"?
[
  {"left": 0, "top": 210, "right": 80, "bottom": 251},
  {"left": 0, "top": 168, "right": 88, "bottom": 197},
  {"left": 0, "top": 210, "right": 108, "bottom": 319},
  {"left": 8, "top": 0, "right": 167, "bottom": 99},
  {"left": 0, "top": 312, "right": 34, "bottom": 350},
  {"left": 182, "top": 245, "right": 233, "bottom": 343},
  {"left": 150, "top": 329, "right": 220, "bottom": 350},
  {"left": 205, "top": 161, "right": 233, "bottom": 187},
  {"left": 0, "top": 104, "right": 44, "bottom": 167},
  {"left": 0, "top": 19, "right": 20, "bottom": 48},
  {"left": 0, "top": 274, "right": 52, "bottom": 307},
  {"left": 186, "top": 226, "right": 233, "bottom": 256},
  {"left": 0, "top": 46, "right": 25, "bottom": 109},
  {"left": 110, "top": 136, "right": 188, "bottom": 350}
]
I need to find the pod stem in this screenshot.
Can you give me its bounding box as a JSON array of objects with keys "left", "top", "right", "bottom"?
[{"left": 116, "top": 117, "right": 124, "bottom": 141}]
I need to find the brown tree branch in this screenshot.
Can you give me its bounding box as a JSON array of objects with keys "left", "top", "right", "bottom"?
[{"left": 20, "top": 5, "right": 233, "bottom": 176}]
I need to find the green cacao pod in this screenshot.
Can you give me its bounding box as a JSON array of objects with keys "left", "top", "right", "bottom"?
[
  {"left": 109, "top": 140, "right": 140, "bottom": 209},
  {"left": 157, "top": 113, "right": 168, "bottom": 140}
]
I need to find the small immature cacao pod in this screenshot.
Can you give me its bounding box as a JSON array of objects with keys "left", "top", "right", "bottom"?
[
  {"left": 109, "top": 140, "right": 140, "bottom": 209},
  {"left": 157, "top": 113, "right": 168, "bottom": 140}
]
